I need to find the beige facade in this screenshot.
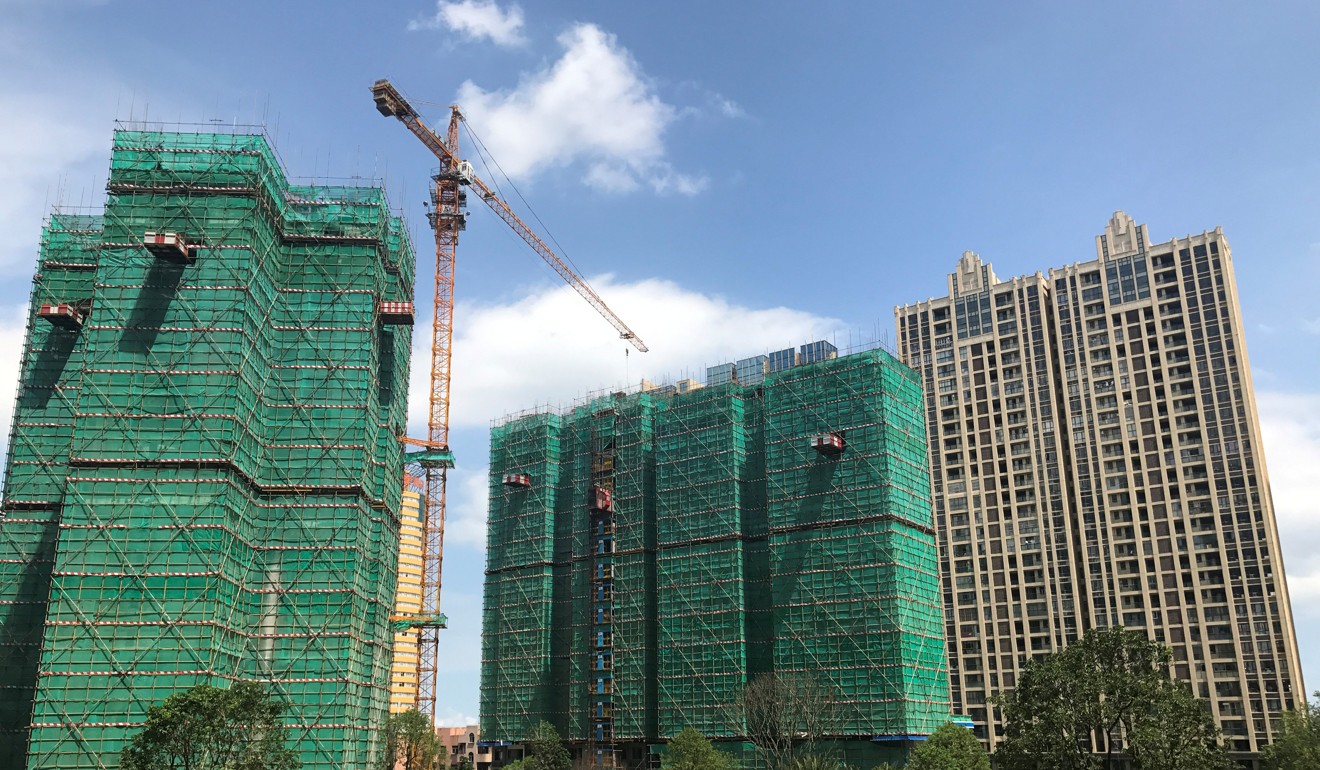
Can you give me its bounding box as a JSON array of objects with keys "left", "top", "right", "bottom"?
[
  {"left": 894, "top": 212, "right": 1303, "bottom": 757},
  {"left": 436, "top": 725, "right": 492, "bottom": 770},
  {"left": 390, "top": 487, "right": 425, "bottom": 712}
]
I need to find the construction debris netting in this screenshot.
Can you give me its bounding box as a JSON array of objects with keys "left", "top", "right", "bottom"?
[
  {"left": 0, "top": 129, "right": 415, "bottom": 770},
  {"left": 482, "top": 349, "right": 951, "bottom": 768}
]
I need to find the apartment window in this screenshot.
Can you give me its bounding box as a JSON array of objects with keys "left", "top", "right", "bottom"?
[{"left": 956, "top": 293, "right": 992, "bottom": 339}]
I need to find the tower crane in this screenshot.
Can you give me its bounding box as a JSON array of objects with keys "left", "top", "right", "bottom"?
[{"left": 370, "top": 78, "right": 648, "bottom": 720}]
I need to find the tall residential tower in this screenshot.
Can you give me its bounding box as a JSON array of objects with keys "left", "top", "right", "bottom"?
[{"left": 894, "top": 211, "right": 1302, "bottom": 758}]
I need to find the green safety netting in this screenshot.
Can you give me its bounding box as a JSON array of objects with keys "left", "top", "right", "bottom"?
[
  {"left": 0, "top": 129, "right": 415, "bottom": 770},
  {"left": 482, "top": 349, "right": 952, "bottom": 768}
]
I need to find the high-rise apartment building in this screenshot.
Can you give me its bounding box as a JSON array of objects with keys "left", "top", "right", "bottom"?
[
  {"left": 894, "top": 211, "right": 1303, "bottom": 758},
  {"left": 481, "top": 346, "right": 950, "bottom": 769},
  {"left": 0, "top": 128, "right": 415, "bottom": 770},
  {"left": 391, "top": 485, "right": 425, "bottom": 712}
]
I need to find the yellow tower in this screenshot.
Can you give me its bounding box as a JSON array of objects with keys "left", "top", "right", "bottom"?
[{"left": 390, "top": 483, "right": 426, "bottom": 712}]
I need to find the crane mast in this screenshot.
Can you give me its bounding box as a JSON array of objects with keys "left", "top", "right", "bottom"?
[{"left": 371, "top": 78, "right": 647, "bottom": 724}]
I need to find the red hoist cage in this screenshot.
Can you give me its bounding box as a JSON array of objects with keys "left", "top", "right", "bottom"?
[{"left": 371, "top": 79, "right": 649, "bottom": 721}]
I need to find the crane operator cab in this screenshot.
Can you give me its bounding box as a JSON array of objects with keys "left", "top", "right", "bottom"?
[{"left": 454, "top": 160, "right": 475, "bottom": 185}]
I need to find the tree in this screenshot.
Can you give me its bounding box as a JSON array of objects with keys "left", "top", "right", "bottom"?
[
  {"left": 1127, "top": 681, "right": 1235, "bottom": 770},
  {"left": 778, "top": 756, "right": 847, "bottom": 770},
  {"left": 1261, "top": 692, "right": 1320, "bottom": 770},
  {"left": 383, "top": 708, "right": 441, "bottom": 770},
  {"left": 738, "top": 673, "right": 836, "bottom": 770},
  {"left": 783, "top": 756, "right": 867, "bottom": 770},
  {"left": 514, "top": 721, "right": 570, "bottom": 770},
  {"left": 993, "top": 642, "right": 1099, "bottom": 770},
  {"left": 120, "top": 680, "right": 299, "bottom": 770},
  {"left": 907, "top": 723, "right": 989, "bottom": 770},
  {"left": 662, "top": 728, "right": 738, "bottom": 770},
  {"left": 993, "top": 627, "right": 1232, "bottom": 770}
]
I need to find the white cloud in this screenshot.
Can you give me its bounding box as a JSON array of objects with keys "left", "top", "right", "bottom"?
[
  {"left": 0, "top": 98, "right": 109, "bottom": 274},
  {"left": 677, "top": 89, "right": 748, "bottom": 122},
  {"left": 1285, "top": 573, "right": 1320, "bottom": 610},
  {"left": 433, "top": 706, "right": 479, "bottom": 728},
  {"left": 456, "top": 23, "right": 703, "bottom": 195},
  {"left": 444, "top": 470, "right": 491, "bottom": 550},
  {"left": 583, "top": 162, "right": 640, "bottom": 194},
  {"left": 408, "top": 275, "right": 843, "bottom": 435},
  {"left": 409, "top": 0, "right": 526, "bottom": 47},
  {"left": 1257, "top": 391, "right": 1320, "bottom": 694},
  {"left": 0, "top": 303, "right": 31, "bottom": 472},
  {"left": 1251, "top": 390, "right": 1320, "bottom": 718},
  {"left": 1258, "top": 392, "right": 1320, "bottom": 604},
  {"left": 646, "top": 163, "right": 708, "bottom": 196},
  {"left": 403, "top": 277, "right": 842, "bottom": 555},
  {"left": 714, "top": 96, "right": 746, "bottom": 119}
]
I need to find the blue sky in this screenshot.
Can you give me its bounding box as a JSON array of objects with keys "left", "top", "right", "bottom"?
[{"left": 2, "top": 0, "right": 1319, "bottom": 727}]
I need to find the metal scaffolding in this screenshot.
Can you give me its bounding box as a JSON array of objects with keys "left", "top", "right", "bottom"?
[
  {"left": 482, "top": 347, "right": 952, "bottom": 769},
  {"left": 0, "top": 127, "right": 415, "bottom": 770}
]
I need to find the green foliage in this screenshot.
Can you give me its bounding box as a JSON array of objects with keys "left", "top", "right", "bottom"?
[
  {"left": 662, "top": 728, "right": 738, "bottom": 770},
  {"left": 119, "top": 681, "right": 299, "bottom": 770},
  {"left": 993, "top": 627, "right": 1231, "bottom": 770},
  {"left": 521, "top": 721, "right": 571, "bottom": 770},
  {"left": 778, "top": 755, "right": 847, "bottom": 770},
  {"left": 383, "top": 709, "right": 441, "bottom": 770},
  {"left": 1126, "top": 683, "right": 1236, "bottom": 770},
  {"left": 739, "top": 673, "right": 836, "bottom": 770},
  {"left": 1261, "top": 692, "right": 1320, "bottom": 770},
  {"left": 907, "top": 723, "right": 989, "bottom": 770}
]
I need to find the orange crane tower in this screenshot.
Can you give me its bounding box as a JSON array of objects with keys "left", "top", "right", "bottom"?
[{"left": 371, "top": 79, "right": 648, "bottom": 720}]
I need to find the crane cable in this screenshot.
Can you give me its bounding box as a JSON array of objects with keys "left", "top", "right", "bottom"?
[
  {"left": 459, "top": 117, "right": 592, "bottom": 283},
  {"left": 412, "top": 92, "right": 595, "bottom": 285}
]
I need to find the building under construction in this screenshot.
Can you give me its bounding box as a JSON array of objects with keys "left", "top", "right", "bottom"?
[
  {"left": 481, "top": 344, "right": 951, "bottom": 769},
  {"left": 0, "top": 126, "right": 415, "bottom": 770}
]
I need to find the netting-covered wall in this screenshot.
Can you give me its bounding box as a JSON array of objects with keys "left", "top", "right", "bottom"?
[
  {"left": 765, "top": 352, "right": 948, "bottom": 736},
  {"left": 482, "top": 414, "right": 560, "bottom": 739},
  {"left": 480, "top": 564, "right": 555, "bottom": 735},
  {"left": 482, "top": 348, "right": 950, "bottom": 765},
  {"left": 608, "top": 397, "right": 658, "bottom": 743},
  {"left": 654, "top": 384, "right": 765, "bottom": 737},
  {"left": 0, "top": 129, "right": 415, "bottom": 770},
  {"left": 0, "top": 213, "right": 98, "bottom": 770},
  {"left": 484, "top": 396, "right": 660, "bottom": 749}
]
